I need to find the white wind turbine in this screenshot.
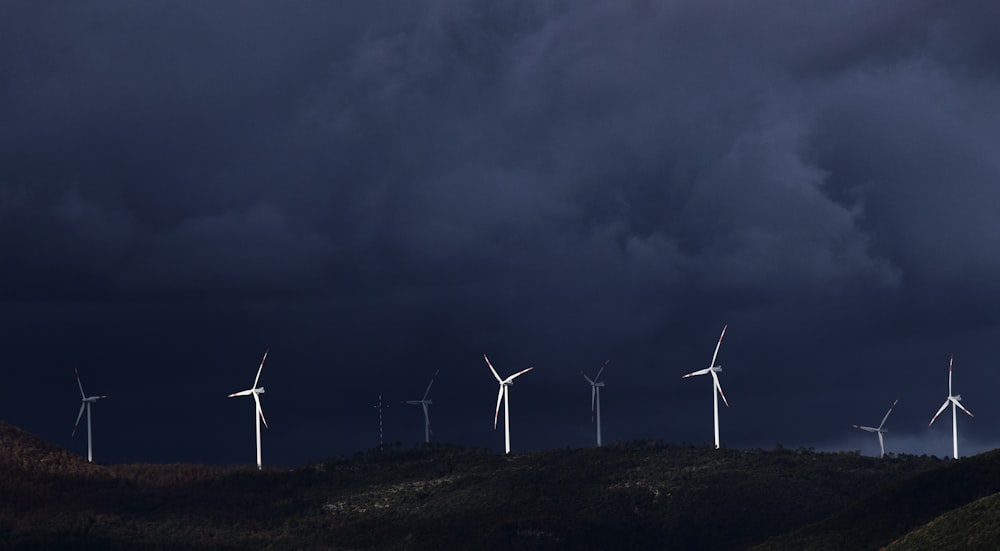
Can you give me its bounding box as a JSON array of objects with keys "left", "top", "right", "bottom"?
[
  {"left": 582, "top": 361, "right": 608, "bottom": 447},
  {"left": 929, "top": 354, "right": 973, "bottom": 459},
  {"left": 403, "top": 370, "right": 439, "bottom": 444},
  {"left": 853, "top": 399, "right": 898, "bottom": 458},
  {"left": 682, "top": 324, "right": 730, "bottom": 449},
  {"left": 72, "top": 368, "right": 108, "bottom": 463},
  {"left": 485, "top": 354, "right": 533, "bottom": 454},
  {"left": 228, "top": 349, "right": 269, "bottom": 470}
]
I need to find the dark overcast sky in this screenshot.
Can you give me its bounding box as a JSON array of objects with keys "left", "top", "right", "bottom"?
[{"left": 2, "top": 0, "right": 1000, "bottom": 467}]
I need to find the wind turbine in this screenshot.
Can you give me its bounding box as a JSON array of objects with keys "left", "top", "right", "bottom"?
[
  {"left": 682, "top": 324, "right": 730, "bottom": 449},
  {"left": 582, "top": 361, "right": 608, "bottom": 447},
  {"left": 72, "top": 368, "right": 108, "bottom": 463},
  {"left": 373, "top": 394, "right": 388, "bottom": 451},
  {"left": 403, "top": 370, "right": 439, "bottom": 444},
  {"left": 228, "top": 349, "right": 269, "bottom": 470},
  {"left": 853, "top": 399, "right": 898, "bottom": 458},
  {"left": 929, "top": 354, "right": 973, "bottom": 459},
  {"left": 485, "top": 354, "right": 533, "bottom": 454}
]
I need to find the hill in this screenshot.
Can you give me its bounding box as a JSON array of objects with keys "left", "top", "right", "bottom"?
[
  {"left": 0, "top": 422, "right": 959, "bottom": 550},
  {"left": 752, "top": 448, "right": 1000, "bottom": 550},
  {"left": 886, "top": 492, "right": 1000, "bottom": 549}
]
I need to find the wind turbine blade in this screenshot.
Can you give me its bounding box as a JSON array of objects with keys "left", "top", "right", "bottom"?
[
  {"left": 252, "top": 349, "right": 269, "bottom": 389},
  {"left": 422, "top": 370, "right": 440, "bottom": 400},
  {"left": 948, "top": 354, "right": 953, "bottom": 396},
  {"left": 594, "top": 360, "right": 608, "bottom": 382},
  {"left": 582, "top": 372, "right": 595, "bottom": 385},
  {"left": 72, "top": 403, "right": 86, "bottom": 436},
  {"left": 710, "top": 324, "right": 727, "bottom": 367},
  {"left": 953, "top": 398, "right": 974, "bottom": 418},
  {"left": 484, "top": 354, "right": 502, "bottom": 383},
  {"left": 591, "top": 386, "right": 596, "bottom": 418},
  {"left": 878, "top": 399, "right": 898, "bottom": 430},
  {"left": 711, "top": 370, "right": 729, "bottom": 407},
  {"left": 254, "top": 393, "right": 269, "bottom": 429},
  {"left": 75, "top": 368, "right": 86, "bottom": 399},
  {"left": 682, "top": 367, "right": 712, "bottom": 378},
  {"left": 228, "top": 389, "right": 253, "bottom": 397},
  {"left": 493, "top": 386, "right": 504, "bottom": 430},
  {"left": 507, "top": 366, "right": 534, "bottom": 382},
  {"left": 929, "top": 399, "right": 950, "bottom": 426},
  {"left": 853, "top": 425, "right": 877, "bottom": 433}
]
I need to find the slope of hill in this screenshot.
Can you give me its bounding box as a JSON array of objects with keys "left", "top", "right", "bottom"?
[
  {"left": 752, "top": 448, "right": 1000, "bottom": 550},
  {"left": 886, "top": 491, "right": 1000, "bottom": 549},
  {"left": 0, "top": 423, "right": 951, "bottom": 550}
]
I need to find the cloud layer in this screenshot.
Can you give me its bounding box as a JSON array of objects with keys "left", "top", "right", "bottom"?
[{"left": 2, "top": 0, "right": 999, "bottom": 463}]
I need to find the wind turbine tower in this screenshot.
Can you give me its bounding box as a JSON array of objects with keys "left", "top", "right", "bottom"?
[
  {"left": 227, "top": 349, "right": 269, "bottom": 470},
  {"left": 582, "top": 361, "right": 608, "bottom": 447},
  {"left": 929, "top": 354, "right": 973, "bottom": 459},
  {"left": 374, "top": 394, "right": 389, "bottom": 451},
  {"left": 682, "top": 325, "right": 730, "bottom": 449},
  {"left": 72, "top": 369, "right": 108, "bottom": 463},
  {"left": 484, "top": 354, "right": 533, "bottom": 454}
]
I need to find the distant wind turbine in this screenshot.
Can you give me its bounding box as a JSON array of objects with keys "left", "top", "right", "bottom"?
[
  {"left": 582, "top": 361, "right": 608, "bottom": 447},
  {"left": 403, "top": 370, "right": 439, "bottom": 444},
  {"left": 853, "top": 399, "right": 898, "bottom": 458},
  {"left": 72, "top": 368, "right": 108, "bottom": 463},
  {"left": 373, "top": 394, "right": 388, "bottom": 451},
  {"left": 227, "top": 349, "right": 269, "bottom": 470},
  {"left": 484, "top": 354, "right": 533, "bottom": 454},
  {"left": 929, "top": 354, "right": 973, "bottom": 459},
  {"left": 682, "top": 325, "right": 730, "bottom": 449}
]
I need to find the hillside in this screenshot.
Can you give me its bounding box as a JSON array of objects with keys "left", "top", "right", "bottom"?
[
  {"left": 886, "top": 492, "right": 1000, "bottom": 549},
  {"left": 0, "top": 422, "right": 955, "bottom": 550},
  {"left": 753, "top": 448, "right": 1000, "bottom": 550}
]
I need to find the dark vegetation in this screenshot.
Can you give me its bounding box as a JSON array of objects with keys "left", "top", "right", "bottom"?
[
  {"left": 0, "top": 422, "right": 994, "bottom": 550},
  {"left": 753, "top": 447, "right": 1000, "bottom": 550}
]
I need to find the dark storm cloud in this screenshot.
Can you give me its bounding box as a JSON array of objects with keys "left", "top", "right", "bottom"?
[{"left": 1, "top": 0, "right": 999, "bottom": 463}]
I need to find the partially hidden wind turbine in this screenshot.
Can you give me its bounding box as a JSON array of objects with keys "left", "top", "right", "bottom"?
[
  {"left": 485, "top": 354, "right": 533, "bottom": 454},
  {"left": 929, "top": 354, "right": 973, "bottom": 459},
  {"left": 682, "top": 324, "right": 730, "bottom": 449},
  {"left": 228, "top": 349, "right": 269, "bottom": 470},
  {"left": 853, "top": 399, "right": 898, "bottom": 458},
  {"left": 582, "top": 361, "right": 608, "bottom": 447},
  {"left": 403, "top": 370, "right": 439, "bottom": 444},
  {"left": 72, "top": 368, "right": 108, "bottom": 463}
]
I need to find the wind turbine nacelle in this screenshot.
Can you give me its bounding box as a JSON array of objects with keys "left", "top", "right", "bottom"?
[
  {"left": 594, "top": 382, "right": 605, "bottom": 387},
  {"left": 257, "top": 387, "right": 266, "bottom": 394},
  {"left": 712, "top": 366, "right": 722, "bottom": 372},
  {"left": 953, "top": 394, "right": 961, "bottom": 401}
]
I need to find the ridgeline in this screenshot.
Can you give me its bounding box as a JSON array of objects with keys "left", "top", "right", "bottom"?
[{"left": 1, "top": 422, "right": 996, "bottom": 550}]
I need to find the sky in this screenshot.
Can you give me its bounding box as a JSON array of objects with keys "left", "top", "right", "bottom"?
[{"left": 2, "top": 0, "right": 1000, "bottom": 467}]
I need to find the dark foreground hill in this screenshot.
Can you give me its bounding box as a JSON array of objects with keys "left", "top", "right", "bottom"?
[
  {"left": 0, "top": 421, "right": 983, "bottom": 550},
  {"left": 753, "top": 447, "right": 1000, "bottom": 550}
]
